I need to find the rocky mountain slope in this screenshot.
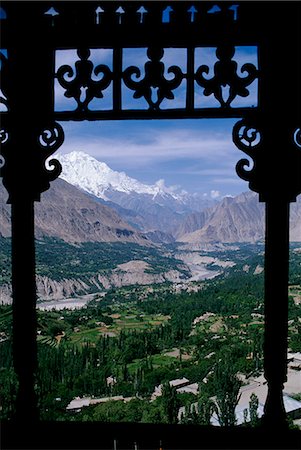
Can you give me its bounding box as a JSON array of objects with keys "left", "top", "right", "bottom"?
[
  {"left": 0, "top": 265, "right": 186, "bottom": 303},
  {"left": 55, "top": 151, "right": 301, "bottom": 242},
  {"left": 1, "top": 152, "right": 301, "bottom": 244},
  {"left": 290, "top": 198, "right": 301, "bottom": 241},
  {"left": 178, "top": 192, "right": 301, "bottom": 243},
  {"left": 36, "top": 262, "right": 184, "bottom": 301},
  {"left": 175, "top": 209, "right": 213, "bottom": 239},
  {"left": 0, "top": 179, "right": 148, "bottom": 245}
]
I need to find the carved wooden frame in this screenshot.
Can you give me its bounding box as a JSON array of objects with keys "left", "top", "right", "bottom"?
[{"left": 1, "top": 1, "right": 301, "bottom": 447}]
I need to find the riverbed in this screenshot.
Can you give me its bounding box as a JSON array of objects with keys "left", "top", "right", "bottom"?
[{"left": 37, "top": 293, "right": 98, "bottom": 311}]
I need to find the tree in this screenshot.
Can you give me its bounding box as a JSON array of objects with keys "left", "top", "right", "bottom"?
[
  {"left": 197, "top": 392, "right": 216, "bottom": 426},
  {"left": 249, "top": 393, "right": 259, "bottom": 427},
  {"left": 141, "top": 401, "right": 164, "bottom": 424},
  {"left": 161, "top": 382, "right": 179, "bottom": 424},
  {"left": 212, "top": 358, "right": 242, "bottom": 427}
]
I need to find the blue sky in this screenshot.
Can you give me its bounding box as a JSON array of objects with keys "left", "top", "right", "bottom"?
[{"left": 58, "top": 118, "right": 249, "bottom": 198}]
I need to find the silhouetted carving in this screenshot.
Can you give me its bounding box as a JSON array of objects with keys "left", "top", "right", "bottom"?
[
  {"left": 195, "top": 45, "right": 258, "bottom": 107},
  {"left": 233, "top": 119, "right": 262, "bottom": 187},
  {"left": 0, "top": 128, "right": 8, "bottom": 169},
  {"left": 0, "top": 123, "right": 64, "bottom": 203},
  {"left": 123, "top": 47, "right": 184, "bottom": 110},
  {"left": 0, "top": 127, "right": 8, "bottom": 145},
  {"left": 56, "top": 49, "right": 112, "bottom": 112},
  {"left": 37, "top": 122, "right": 64, "bottom": 189}
]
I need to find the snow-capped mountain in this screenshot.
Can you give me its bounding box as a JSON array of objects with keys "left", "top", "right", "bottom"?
[
  {"left": 56, "top": 151, "right": 216, "bottom": 235},
  {"left": 57, "top": 151, "right": 180, "bottom": 201}
]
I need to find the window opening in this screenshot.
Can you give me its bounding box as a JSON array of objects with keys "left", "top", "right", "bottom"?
[
  {"left": 187, "top": 6, "right": 198, "bottom": 23},
  {"left": 162, "top": 6, "right": 173, "bottom": 24},
  {"left": 44, "top": 6, "right": 59, "bottom": 27},
  {"left": 194, "top": 46, "right": 258, "bottom": 109},
  {"left": 23, "top": 117, "right": 271, "bottom": 425},
  {"left": 55, "top": 49, "right": 113, "bottom": 112},
  {"left": 95, "top": 6, "right": 104, "bottom": 25},
  {"left": 228, "top": 4, "right": 239, "bottom": 21},
  {"left": 137, "top": 6, "right": 147, "bottom": 25},
  {"left": 115, "top": 6, "right": 125, "bottom": 25},
  {"left": 207, "top": 5, "right": 222, "bottom": 15},
  {"left": 0, "top": 7, "right": 7, "bottom": 19}
]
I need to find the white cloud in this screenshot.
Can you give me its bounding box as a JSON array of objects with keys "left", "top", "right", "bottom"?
[
  {"left": 212, "top": 177, "right": 247, "bottom": 185},
  {"left": 154, "top": 178, "right": 182, "bottom": 194},
  {"left": 57, "top": 124, "right": 236, "bottom": 169},
  {"left": 210, "top": 190, "right": 220, "bottom": 199}
]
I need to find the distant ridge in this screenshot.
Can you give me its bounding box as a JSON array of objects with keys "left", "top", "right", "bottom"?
[
  {"left": 177, "top": 192, "right": 301, "bottom": 243},
  {"left": 0, "top": 178, "right": 149, "bottom": 245}
]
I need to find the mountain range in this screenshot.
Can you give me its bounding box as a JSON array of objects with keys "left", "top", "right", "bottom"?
[
  {"left": 0, "top": 151, "right": 300, "bottom": 244},
  {"left": 0, "top": 178, "right": 148, "bottom": 245},
  {"left": 57, "top": 151, "right": 216, "bottom": 236}
]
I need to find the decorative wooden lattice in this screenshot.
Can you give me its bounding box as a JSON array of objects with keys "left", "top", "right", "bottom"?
[{"left": 0, "top": 1, "right": 301, "bottom": 442}]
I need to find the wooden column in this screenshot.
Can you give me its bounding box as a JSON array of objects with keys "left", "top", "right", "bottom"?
[
  {"left": 2, "top": 3, "right": 60, "bottom": 422},
  {"left": 11, "top": 198, "right": 38, "bottom": 421},
  {"left": 263, "top": 199, "right": 290, "bottom": 426},
  {"left": 257, "top": 3, "right": 301, "bottom": 427}
]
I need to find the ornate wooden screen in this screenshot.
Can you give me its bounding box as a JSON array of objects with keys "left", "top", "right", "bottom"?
[{"left": 0, "top": 0, "right": 301, "bottom": 445}]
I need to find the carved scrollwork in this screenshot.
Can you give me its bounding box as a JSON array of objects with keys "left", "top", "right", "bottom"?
[
  {"left": 38, "top": 122, "right": 64, "bottom": 152},
  {"left": 123, "top": 47, "right": 184, "bottom": 110},
  {"left": 0, "top": 128, "right": 9, "bottom": 145},
  {"left": 38, "top": 122, "right": 64, "bottom": 182},
  {"left": 293, "top": 128, "right": 301, "bottom": 148},
  {"left": 56, "top": 49, "right": 112, "bottom": 112},
  {"left": 233, "top": 120, "right": 262, "bottom": 152},
  {"left": 195, "top": 45, "right": 258, "bottom": 108},
  {"left": 0, "top": 128, "right": 9, "bottom": 170},
  {"left": 233, "top": 119, "right": 262, "bottom": 182}
]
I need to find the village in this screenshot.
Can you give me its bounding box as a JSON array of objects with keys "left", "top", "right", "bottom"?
[{"left": 65, "top": 352, "right": 301, "bottom": 427}]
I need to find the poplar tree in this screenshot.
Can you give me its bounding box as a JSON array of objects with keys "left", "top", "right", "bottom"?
[
  {"left": 249, "top": 393, "right": 259, "bottom": 426},
  {"left": 213, "top": 358, "right": 242, "bottom": 427},
  {"left": 161, "top": 382, "right": 179, "bottom": 424}
]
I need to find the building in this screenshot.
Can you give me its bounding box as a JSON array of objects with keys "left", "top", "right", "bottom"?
[
  {"left": 66, "top": 395, "right": 134, "bottom": 412},
  {"left": 151, "top": 377, "right": 191, "bottom": 401},
  {"left": 178, "top": 369, "right": 301, "bottom": 426}
]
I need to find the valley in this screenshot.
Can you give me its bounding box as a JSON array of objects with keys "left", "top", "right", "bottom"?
[
  {"left": 0, "top": 237, "right": 263, "bottom": 305},
  {"left": 1, "top": 241, "right": 301, "bottom": 426}
]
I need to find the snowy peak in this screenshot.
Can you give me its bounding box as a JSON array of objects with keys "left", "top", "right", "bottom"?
[
  {"left": 57, "top": 151, "right": 174, "bottom": 200},
  {"left": 55, "top": 151, "right": 218, "bottom": 235}
]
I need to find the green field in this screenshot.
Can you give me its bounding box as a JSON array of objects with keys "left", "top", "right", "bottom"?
[{"left": 68, "top": 310, "right": 170, "bottom": 345}]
